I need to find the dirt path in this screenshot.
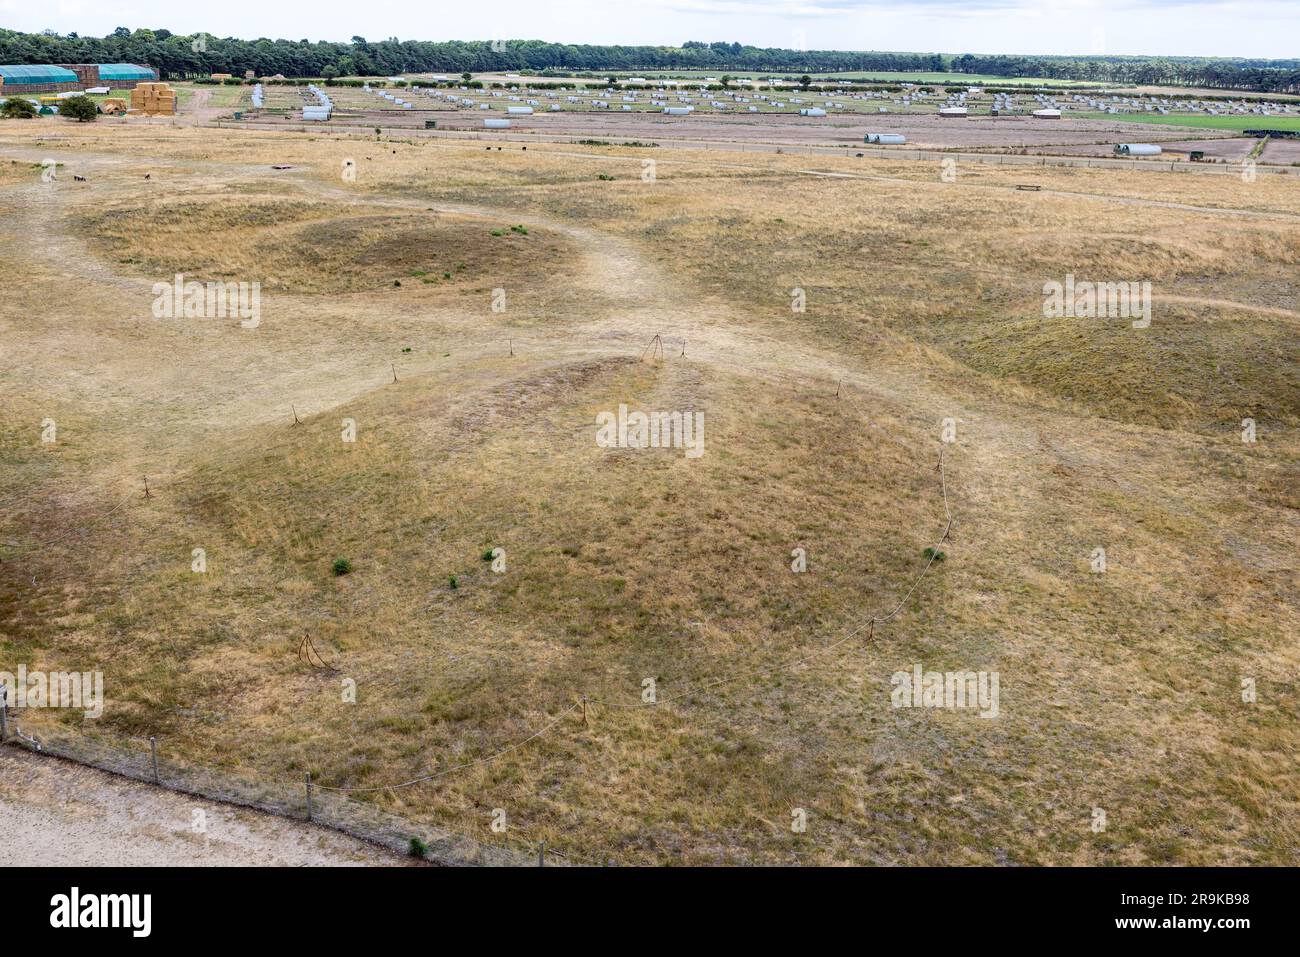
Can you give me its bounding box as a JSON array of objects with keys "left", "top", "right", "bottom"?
[
  {"left": 0, "top": 138, "right": 1241, "bottom": 570},
  {"left": 2, "top": 133, "right": 1294, "bottom": 865},
  {"left": 0, "top": 748, "right": 413, "bottom": 866},
  {"left": 178, "top": 88, "right": 226, "bottom": 127}
]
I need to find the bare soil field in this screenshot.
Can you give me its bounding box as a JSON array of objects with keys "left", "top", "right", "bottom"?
[
  {"left": 1260, "top": 139, "right": 1300, "bottom": 167},
  {"left": 0, "top": 121, "right": 1297, "bottom": 866},
  {"left": 1142, "top": 138, "right": 1260, "bottom": 162},
  {"left": 299, "top": 107, "right": 1232, "bottom": 153},
  {"left": 1026, "top": 138, "right": 1256, "bottom": 161}
]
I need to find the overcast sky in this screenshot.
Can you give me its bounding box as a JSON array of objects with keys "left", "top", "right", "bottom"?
[{"left": 1, "top": 0, "right": 1295, "bottom": 59}]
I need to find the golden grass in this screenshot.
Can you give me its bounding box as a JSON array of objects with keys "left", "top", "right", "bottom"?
[
  {"left": 80, "top": 197, "right": 577, "bottom": 294},
  {"left": 0, "top": 121, "right": 1296, "bottom": 864}
]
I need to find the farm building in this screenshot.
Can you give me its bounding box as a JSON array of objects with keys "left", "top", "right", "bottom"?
[
  {"left": 93, "top": 64, "right": 159, "bottom": 88},
  {"left": 0, "top": 64, "right": 80, "bottom": 95},
  {"left": 61, "top": 63, "right": 159, "bottom": 90}
]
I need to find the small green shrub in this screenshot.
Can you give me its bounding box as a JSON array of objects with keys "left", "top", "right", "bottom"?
[
  {"left": 332, "top": 557, "right": 353, "bottom": 576},
  {"left": 922, "top": 547, "right": 946, "bottom": 563},
  {"left": 448, "top": 574, "right": 458, "bottom": 589},
  {"left": 1, "top": 98, "right": 39, "bottom": 119},
  {"left": 61, "top": 94, "right": 101, "bottom": 122},
  {"left": 408, "top": 837, "right": 428, "bottom": 858}
]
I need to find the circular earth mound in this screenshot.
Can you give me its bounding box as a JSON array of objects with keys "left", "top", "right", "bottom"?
[{"left": 82, "top": 197, "right": 572, "bottom": 294}]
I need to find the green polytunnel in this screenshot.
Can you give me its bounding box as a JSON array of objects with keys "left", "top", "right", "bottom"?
[
  {"left": 0, "top": 64, "right": 79, "bottom": 85},
  {"left": 96, "top": 64, "right": 155, "bottom": 82}
]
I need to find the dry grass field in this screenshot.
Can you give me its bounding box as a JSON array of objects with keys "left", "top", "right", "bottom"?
[{"left": 0, "top": 122, "right": 1296, "bottom": 865}]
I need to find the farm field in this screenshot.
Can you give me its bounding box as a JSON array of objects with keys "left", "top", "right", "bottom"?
[
  {"left": 198, "top": 81, "right": 1300, "bottom": 170},
  {"left": 1078, "top": 111, "right": 1300, "bottom": 133},
  {"left": 1260, "top": 139, "right": 1300, "bottom": 166},
  {"left": 1027, "top": 138, "right": 1258, "bottom": 162},
  {"left": 0, "top": 120, "right": 1297, "bottom": 867},
  {"left": 614, "top": 70, "right": 1108, "bottom": 88},
  {"left": 819, "top": 71, "right": 1105, "bottom": 87},
  {"left": 221, "top": 90, "right": 1251, "bottom": 158}
]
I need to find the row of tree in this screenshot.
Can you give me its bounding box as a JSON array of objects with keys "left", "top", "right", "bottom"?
[
  {"left": 2, "top": 28, "right": 1297, "bottom": 94},
  {"left": 950, "top": 54, "right": 1300, "bottom": 93}
]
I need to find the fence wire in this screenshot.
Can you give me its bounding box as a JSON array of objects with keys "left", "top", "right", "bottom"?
[
  {"left": 1, "top": 720, "right": 543, "bottom": 866},
  {"left": 4, "top": 340, "right": 954, "bottom": 865}
]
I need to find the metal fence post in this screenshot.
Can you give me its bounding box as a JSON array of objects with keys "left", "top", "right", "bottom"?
[
  {"left": 149, "top": 736, "right": 159, "bottom": 783},
  {"left": 306, "top": 773, "right": 313, "bottom": 821}
]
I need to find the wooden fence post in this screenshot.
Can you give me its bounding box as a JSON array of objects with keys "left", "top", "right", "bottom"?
[
  {"left": 150, "top": 736, "right": 159, "bottom": 783},
  {"left": 306, "top": 772, "right": 313, "bottom": 821}
]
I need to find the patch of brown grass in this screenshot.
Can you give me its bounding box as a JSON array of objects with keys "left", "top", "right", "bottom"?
[{"left": 1, "top": 122, "right": 1297, "bottom": 865}]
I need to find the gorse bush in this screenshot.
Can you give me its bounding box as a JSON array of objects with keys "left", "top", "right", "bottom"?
[
  {"left": 1, "top": 98, "right": 39, "bottom": 119},
  {"left": 59, "top": 95, "right": 98, "bottom": 123}
]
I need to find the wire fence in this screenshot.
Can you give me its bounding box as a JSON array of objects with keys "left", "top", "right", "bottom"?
[
  {"left": 0, "top": 717, "right": 549, "bottom": 866},
  {"left": 2, "top": 335, "right": 954, "bottom": 866}
]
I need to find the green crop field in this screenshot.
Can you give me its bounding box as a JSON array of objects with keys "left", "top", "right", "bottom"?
[{"left": 1080, "top": 111, "right": 1300, "bottom": 132}]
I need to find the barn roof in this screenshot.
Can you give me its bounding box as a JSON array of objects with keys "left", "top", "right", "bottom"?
[
  {"left": 0, "top": 64, "right": 79, "bottom": 84},
  {"left": 97, "top": 64, "right": 155, "bottom": 81}
]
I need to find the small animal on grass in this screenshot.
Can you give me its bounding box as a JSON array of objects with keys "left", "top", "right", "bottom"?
[
  {"left": 73, "top": 175, "right": 87, "bottom": 182},
  {"left": 144, "top": 173, "right": 151, "bottom": 180}
]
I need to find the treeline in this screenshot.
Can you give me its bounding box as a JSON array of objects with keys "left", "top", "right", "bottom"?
[
  {"left": 2, "top": 27, "right": 1298, "bottom": 93},
  {"left": 0, "top": 29, "right": 944, "bottom": 78},
  {"left": 952, "top": 54, "right": 1300, "bottom": 93}
]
